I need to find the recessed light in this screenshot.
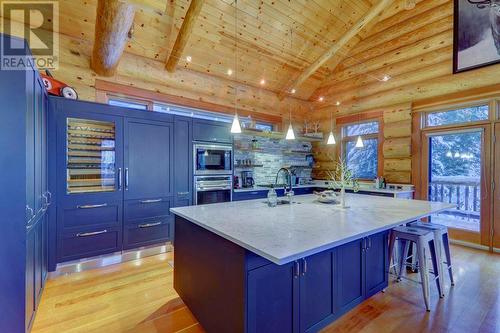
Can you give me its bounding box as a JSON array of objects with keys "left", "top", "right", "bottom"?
[
  {"left": 336, "top": 101, "right": 341, "bottom": 106},
  {"left": 381, "top": 74, "right": 391, "bottom": 82},
  {"left": 318, "top": 96, "right": 324, "bottom": 102},
  {"left": 186, "top": 56, "right": 192, "bottom": 62},
  {"left": 260, "top": 79, "right": 266, "bottom": 85},
  {"left": 290, "top": 88, "right": 296, "bottom": 94},
  {"left": 227, "top": 69, "right": 233, "bottom": 76}
]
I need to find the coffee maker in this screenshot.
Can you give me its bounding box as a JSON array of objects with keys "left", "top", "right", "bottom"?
[{"left": 241, "top": 171, "right": 255, "bottom": 188}]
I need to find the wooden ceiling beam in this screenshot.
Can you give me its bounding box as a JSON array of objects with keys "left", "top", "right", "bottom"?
[
  {"left": 90, "top": 0, "right": 135, "bottom": 77},
  {"left": 277, "top": 0, "right": 394, "bottom": 100},
  {"left": 165, "top": 0, "right": 205, "bottom": 73}
]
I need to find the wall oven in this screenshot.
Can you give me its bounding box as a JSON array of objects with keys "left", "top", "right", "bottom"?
[
  {"left": 194, "top": 143, "right": 232, "bottom": 175},
  {"left": 194, "top": 175, "right": 232, "bottom": 205}
]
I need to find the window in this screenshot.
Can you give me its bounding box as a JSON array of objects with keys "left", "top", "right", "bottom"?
[
  {"left": 108, "top": 98, "right": 149, "bottom": 110},
  {"left": 426, "top": 105, "right": 489, "bottom": 127},
  {"left": 342, "top": 120, "right": 379, "bottom": 180}
]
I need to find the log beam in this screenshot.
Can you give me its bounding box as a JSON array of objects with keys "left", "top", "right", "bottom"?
[
  {"left": 91, "top": 0, "right": 135, "bottom": 77},
  {"left": 277, "top": 0, "right": 393, "bottom": 100},
  {"left": 165, "top": 0, "right": 205, "bottom": 72}
]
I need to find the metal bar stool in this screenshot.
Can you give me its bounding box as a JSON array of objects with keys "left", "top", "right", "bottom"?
[
  {"left": 388, "top": 226, "right": 442, "bottom": 311},
  {"left": 408, "top": 221, "right": 455, "bottom": 289}
]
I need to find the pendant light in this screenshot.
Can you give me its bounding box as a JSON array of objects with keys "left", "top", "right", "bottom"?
[
  {"left": 286, "top": 107, "right": 295, "bottom": 140},
  {"left": 327, "top": 110, "right": 336, "bottom": 145},
  {"left": 355, "top": 111, "right": 364, "bottom": 148},
  {"left": 230, "top": 0, "right": 242, "bottom": 134}
]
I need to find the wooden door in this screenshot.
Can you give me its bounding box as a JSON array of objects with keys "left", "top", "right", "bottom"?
[
  {"left": 247, "top": 262, "right": 299, "bottom": 333},
  {"left": 124, "top": 119, "right": 173, "bottom": 200},
  {"left": 492, "top": 124, "right": 500, "bottom": 249},
  {"left": 299, "top": 250, "right": 336, "bottom": 333},
  {"left": 421, "top": 125, "right": 492, "bottom": 246}
]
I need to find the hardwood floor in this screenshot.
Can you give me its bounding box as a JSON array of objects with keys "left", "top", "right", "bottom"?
[{"left": 32, "top": 245, "right": 499, "bottom": 333}]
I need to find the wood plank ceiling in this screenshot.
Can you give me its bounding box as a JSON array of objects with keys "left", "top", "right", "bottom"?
[{"left": 56, "top": 0, "right": 385, "bottom": 102}]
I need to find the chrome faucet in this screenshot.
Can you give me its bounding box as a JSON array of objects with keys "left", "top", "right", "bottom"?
[{"left": 275, "top": 167, "right": 294, "bottom": 202}]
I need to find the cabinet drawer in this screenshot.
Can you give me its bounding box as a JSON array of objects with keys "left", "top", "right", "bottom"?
[
  {"left": 123, "top": 219, "right": 171, "bottom": 249},
  {"left": 58, "top": 201, "right": 122, "bottom": 230},
  {"left": 233, "top": 190, "right": 267, "bottom": 201},
  {"left": 193, "top": 120, "right": 232, "bottom": 143},
  {"left": 124, "top": 198, "right": 172, "bottom": 225},
  {"left": 58, "top": 227, "right": 121, "bottom": 262}
]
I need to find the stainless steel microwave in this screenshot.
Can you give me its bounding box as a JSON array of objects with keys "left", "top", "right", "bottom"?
[{"left": 193, "top": 143, "right": 232, "bottom": 175}]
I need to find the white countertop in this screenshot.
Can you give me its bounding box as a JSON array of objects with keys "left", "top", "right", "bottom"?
[{"left": 171, "top": 194, "right": 453, "bottom": 265}]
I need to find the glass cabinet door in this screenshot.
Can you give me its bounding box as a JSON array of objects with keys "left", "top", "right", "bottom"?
[{"left": 66, "top": 118, "right": 117, "bottom": 194}]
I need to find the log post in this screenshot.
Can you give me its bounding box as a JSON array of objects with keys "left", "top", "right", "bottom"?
[{"left": 91, "top": 0, "right": 135, "bottom": 77}]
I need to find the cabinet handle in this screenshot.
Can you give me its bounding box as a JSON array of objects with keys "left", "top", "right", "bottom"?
[
  {"left": 177, "top": 191, "right": 190, "bottom": 196},
  {"left": 302, "top": 258, "right": 307, "bottom": 276},
  {"left": 77, "top": 203, "right": 108, "bottom": 209},
  {"left": 139, "top": 222, "right": 162, "bottom": 228},
  {"left": 362, "top": 238, "right": 366, "bottom": 252},
  {"left": 368, "top": 237, "right": 372, "bottom": 250},
  {"left": 118, "top": 168, "right": 122, "bottom": 190},
  {"left": 140, "top": 199, "right": 162, "bottom": 204},
  {"left": 77, "top": 230, "right": 107, "bottom": 237},
  {"left": 294, "top": 261, "right": 300, "bottom": 278},
  {"left": 125, "top": 168, "right": 129, "bottom": 190}
]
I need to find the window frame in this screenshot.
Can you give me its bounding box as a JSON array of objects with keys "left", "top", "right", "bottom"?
[
  {"left": 421, "top": 101, "right": 493, "bottom": 131},
  {"left": 338, "top": 116, "right": 383, "bottom": 181}
]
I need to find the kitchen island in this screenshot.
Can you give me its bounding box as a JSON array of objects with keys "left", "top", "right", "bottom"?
[{"left": 171, "top": 194, "right": 453, "bottom": 333}]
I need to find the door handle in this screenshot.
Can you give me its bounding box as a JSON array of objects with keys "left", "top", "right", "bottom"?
[
  {"left": 140, "top": 199, "right": 162, "bottom": 204},
  {"left": 294, "top": 261, "right": 300, "bottom": 278},
  {"left": 77, "top": 203, "right": 108, "bottom": 209},
  {"left": 177, "top": 191, "right": 190, "bottom": 196},
  {"left": 368, "top": 237, "right": 372, "bottom": 250},
  {"left": 302, "top": 258, "right": 307, "bottom": 276},
  {"left": 125, "top": 168, "right": 129, "bottom": 191},
  {"left": 139, "top": 222, "right": 162, "bottom": 228},
  {"left": 118, "top": 168, "right": 122, "bottom": 190},
  {"left": 76, "top": 230, "right": 107, "bottom": 237}
]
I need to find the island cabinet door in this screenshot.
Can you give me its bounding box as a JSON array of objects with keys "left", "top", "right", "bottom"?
[
  {"left": 247, "top": 262, "right": 299, "bottom": 333},
  {"left": 299, "top": 250, "right": 336, "bottom": 333},
  {"left": 336, "top": 238, "right": 365, "bottom": 313},
  {"left": 364, "top": 231, "right": 389, "bottom": 297}
]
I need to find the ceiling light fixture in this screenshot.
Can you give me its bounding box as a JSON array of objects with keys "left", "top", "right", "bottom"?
[
  {"left": 355, "top": 135, "right": 364, "bottom": 148},
  {"left": 327, "top": 110, "right": 336, "bottom": 145},
  {"left": 381, "top": 74, "right": 391, "bottom": 82},
  {"left": 230, "top": 0, "right": 241, "bottom": 134},
  {"left": 290, "top": 88, "right": 296, "bottom": 94},
  {"left": 260, "top": 79, "right": 266, "bottom": 85},
  {"left": 286, "top": 108, "right": 295, "bottom": 140},
  {"left": 186, "top": 56, "right": 192, "bottom": 62},
  {"left": 336, "top": 101, "right": 341, "bottom": 106},
  {"left": 318, "top": 96, "right": 324, "bottom": 102},
  {"left": 227, "top": 69, "right": 233, "bottom": 76}
]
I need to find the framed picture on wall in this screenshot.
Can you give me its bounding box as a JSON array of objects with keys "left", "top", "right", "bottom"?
[{"left": 454, "top": 0, "right": 500, "bottom": 73}]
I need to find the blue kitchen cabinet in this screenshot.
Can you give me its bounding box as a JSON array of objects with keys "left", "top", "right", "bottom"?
[
  {"left": 365, "top": 231, "right": 390, "bottom": 297},
  {"left": 0, "top": 34, "right": 49, "bottom": 333},
  {"left": 299, "top": 250, "right": 336, "bottom": 333},
  {"left": 174, "top": 116, "right": 193, "bottom": 208},
  {"left": 124, "top": 118, "right": 173, "bottom": 200},
  {"left": 247, "top": 261, "right": 299, "bottom": 333},
  {"left": 336, "top": 231, "right": 390, "bottom": 313},
  {"left": 336, "top": 238, "right": 365, "bottom": 313},
  {"left": 193, "top": 119, "right": 232, "bottom": 143}
]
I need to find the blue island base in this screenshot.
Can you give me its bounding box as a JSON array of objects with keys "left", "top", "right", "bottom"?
[{"left": 174, "top": 216, "right": 389, "bottom": 333}]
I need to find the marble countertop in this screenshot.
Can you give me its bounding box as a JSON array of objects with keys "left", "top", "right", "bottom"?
[{"left": 171, "top": 194, "right": 453, "bottom": 265}]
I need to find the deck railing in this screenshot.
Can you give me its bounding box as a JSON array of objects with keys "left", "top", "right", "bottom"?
[{"left": 429, "top": 180, "right": 481, "bottom": 220}]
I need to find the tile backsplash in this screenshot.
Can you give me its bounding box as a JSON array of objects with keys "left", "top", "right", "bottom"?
[{"left": 233, "top": 134, "right": 313, "bottom": 185}]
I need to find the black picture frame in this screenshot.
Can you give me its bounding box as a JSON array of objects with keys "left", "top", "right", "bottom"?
[{"left": 453, "top": 0, "right": 500, "bottom": 74}]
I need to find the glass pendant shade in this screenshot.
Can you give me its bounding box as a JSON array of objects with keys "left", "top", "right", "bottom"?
[
  {"left": 355, "top": 135, "right": 364, "bottom": 148},
  {"left": 230, "top": 114, "right": 242, "bottom": 134},
  {"left": 327, "top": 131, "right": 336, "bottom": 145},
  {"left": 286, "top": 123, "right": 295, "bottom": 140}
]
